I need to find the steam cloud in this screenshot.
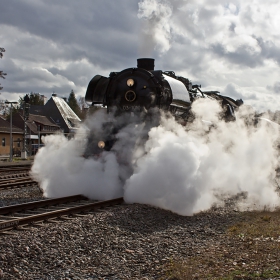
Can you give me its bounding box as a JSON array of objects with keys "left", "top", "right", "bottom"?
[
  {"left": 31, "top": 99, "right": 280, "bottom": 216},
  {"left": 138, "top": 0, "right": 173, "bottom": 55}
]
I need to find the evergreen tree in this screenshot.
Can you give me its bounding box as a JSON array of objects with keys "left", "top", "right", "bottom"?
[
  {"left": 0, "top": 47, "right": 7, "bottom": 92},
  {"left": 67, "top": 89, "right": 81, "bottom": 117}
]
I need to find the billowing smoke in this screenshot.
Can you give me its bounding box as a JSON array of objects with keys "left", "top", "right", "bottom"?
[
  {"left": 31, "top": 100, "right": 280, "bottom": 216},
  {"left": 125, "top": 101, "right": 280, "bottom": 214},
  {"left": 137, "top": 0, "right": 173, "bottom": 55}
]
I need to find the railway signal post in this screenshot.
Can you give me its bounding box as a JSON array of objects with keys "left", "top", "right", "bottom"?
[
  {"left": 21, "top": 94, "right": 30, "bottom": 159},
  {"left": 5, "top": 100, "right": 18, "bottom": 162}
]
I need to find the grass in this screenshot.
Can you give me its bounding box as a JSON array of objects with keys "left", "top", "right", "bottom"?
[
  {"left": 13, "top": 156, "right": 33, "bottom": 161},
  {"left": 227, "top": 209, "right": 280, "bottom": 238},
  {"left": 162, "top": 208, "right": 280, "bottom": 279}
]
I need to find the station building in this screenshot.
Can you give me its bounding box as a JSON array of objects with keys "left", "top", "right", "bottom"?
[
  {"left": 2, "top": 95, "right": 81, "bottom": 158},
  {"left": 0, "top": 117, "right": 24, "bottom": 158}
]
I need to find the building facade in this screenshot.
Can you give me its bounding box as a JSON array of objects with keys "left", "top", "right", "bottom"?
[
  {"left": 1, "top": 95, "right": 81, "bottom": 157},
  {"left": 0, "top": 117, "right": 24, "bottom": 157}
]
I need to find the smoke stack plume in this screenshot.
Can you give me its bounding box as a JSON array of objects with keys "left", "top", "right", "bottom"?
[{"left": 137, "top": 0, "right": 173, "bottom": 56}]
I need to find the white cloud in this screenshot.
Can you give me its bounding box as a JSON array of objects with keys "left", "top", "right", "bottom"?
[{"left": 0, "top": 0, "right": 280, "bottom": 112}]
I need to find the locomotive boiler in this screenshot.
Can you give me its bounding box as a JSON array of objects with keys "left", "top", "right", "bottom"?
[
  {"left": 85, "top": 58, "right": 243, "bottom": 120},
  {"left": 85, "top": 58, "right": 243, "bottom": 154}
]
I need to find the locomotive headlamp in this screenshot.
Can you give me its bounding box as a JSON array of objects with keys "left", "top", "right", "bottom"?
[
  {"left": 98, "top": 141, "right": 105, "bottom": 149},
  {"left": 127, "top": 78, "right": 134, "bottom": 87}
]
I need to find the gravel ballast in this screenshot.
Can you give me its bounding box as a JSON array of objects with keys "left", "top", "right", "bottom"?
[
  {"left": 0, "top": 185, "right": 280, "bottom": 279},
  {"left": 0, "top": 201, "right": 239, "bottom": 278}
]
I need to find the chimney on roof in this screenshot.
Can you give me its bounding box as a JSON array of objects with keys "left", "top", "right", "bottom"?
[{"left": 52, "top": 94, "right": 57, "bottom": 97}]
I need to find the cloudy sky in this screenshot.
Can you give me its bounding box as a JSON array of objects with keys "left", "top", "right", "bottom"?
[{"left": 0, "top": 0, "right": 280, "bottom": 112}]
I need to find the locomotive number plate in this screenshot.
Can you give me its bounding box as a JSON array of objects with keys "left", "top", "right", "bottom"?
[{"left": 122, "top": 106, "right": 141, "bottom": 111}]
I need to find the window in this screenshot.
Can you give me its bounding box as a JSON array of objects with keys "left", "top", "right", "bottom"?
[
  {"left": 17, "top": 138, "right": 21, "bottom": 148},
  {"left": 2, "top": 138, "right": 5, "bottom": 147}
]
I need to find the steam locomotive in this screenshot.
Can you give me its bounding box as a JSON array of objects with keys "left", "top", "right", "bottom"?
[{"left": 85, "top": 58, "right": 243, "bottom": 154}]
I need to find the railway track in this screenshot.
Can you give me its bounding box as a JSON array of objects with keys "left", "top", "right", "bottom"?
[
  {"left": 0, "top": 163, "right": 32, "bottom": 173},
  {"left": 0, "top": 170, "right": 38, "bottom": 190},
  {"left": 0, "top": 177, "right": 38, "bottom": 190},
  {"left": 0, "top": 195, "right": 124, "bottom": 233},
  {"left": 0, "top": 167, "right": 31, "bottom": 180},
  {"left": 0, "top": 163, "right": 36, "bottom": 189},
  {"left": 0, "top": 172, "right": 30, "bottom": 180},
  {"left": 0, "top": 167, "right": 31, "bottom": 173}
]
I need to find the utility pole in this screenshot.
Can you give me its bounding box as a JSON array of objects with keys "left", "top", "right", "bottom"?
[
  {"left": 5, "top": 101, "right": 18, "bottom": 162},
  {"left": 38, "top": 125, "right": 41, "bottom": 147},
  {"left": 22, "top": 94, "right": 30, "bottom": 159}
]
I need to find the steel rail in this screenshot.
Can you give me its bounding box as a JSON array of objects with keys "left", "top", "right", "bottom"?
[
  {"left": 0, "top": 196, "right": 124, "bottom": 231},
  {"left": 0, "top": 195, "right": 87, "bottom": 214},
  {"left": 0, "top": 177, "right": 30, "bottom": 184},
  {"left": 0, "top": 164, "right": 32, "bottom": 169},
  {"left": 0, "top": 173, "right": 29, "bottom": 180},
  {"left": 0, "top": 168, "right": 31, "bottom": 173},
  {"left": 0, "top": 179, "right": 38, "bottom": 190}
]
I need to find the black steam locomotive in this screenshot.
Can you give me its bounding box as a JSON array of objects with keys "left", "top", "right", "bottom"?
[
  {"left": 86, "top": 58, "right": 243, "bottom": 119},
  {"left": 85, "top": 58, "right": 243, "bottom": 154}
]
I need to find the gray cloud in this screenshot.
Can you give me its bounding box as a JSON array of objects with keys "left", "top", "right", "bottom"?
[
  {"left": 0, "top": 0, "right": 280, "bottom": 112},
  {"left": 210, "top": 37, "right": 280, "bottom": 69},
  {"left": 256, "top": 37, "right": 280, "bottom": 66},
  {"left": 223, "top": 83, "right": 244, "bottom": 99},
  {"left": 1, "top": 0, "right": 140, "bottom": 66},
  {"left": 210, "top": 43, "right": 264, "bottom": 68},
  {"left": 229, "top": 23, "right": 236, "bottom": 33},
  {"left": 267, "top": 82, "right": 280, "bottom": 94}
]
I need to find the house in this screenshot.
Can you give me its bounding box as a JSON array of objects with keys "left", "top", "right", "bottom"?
[
  {"left": 1, "top": 95, "right": 82, "bottom": 157},
  {"left": 0, "top": 117, "right": 24, "bottom": 157},
  {"left": 30, "top": 95, "right": 81, "bottom": 135},
  {"left": 12, "top": 112, "right": 61, "bottom": 154}
]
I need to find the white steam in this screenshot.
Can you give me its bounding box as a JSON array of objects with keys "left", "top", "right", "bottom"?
[
  {"left": 31, "top": 100, "right": 280, "bottom": 216},
  {"left": 138, "top": 0, "right": 173, "bottom": 55},
  {"left": 31, "top": 125, "right": 123, "bottom": 200},
  {"left": 125, "top": 100, "right": 280, "bottom": 214}
]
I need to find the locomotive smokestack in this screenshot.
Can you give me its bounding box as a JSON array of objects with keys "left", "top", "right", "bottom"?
[{"left": 137, "top": 58, "right": 155, "bottom": 71}]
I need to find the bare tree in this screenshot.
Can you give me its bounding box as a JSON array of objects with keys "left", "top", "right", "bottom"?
[{"left": 0, "top": 48, "right": 7, "bottom": 92}]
